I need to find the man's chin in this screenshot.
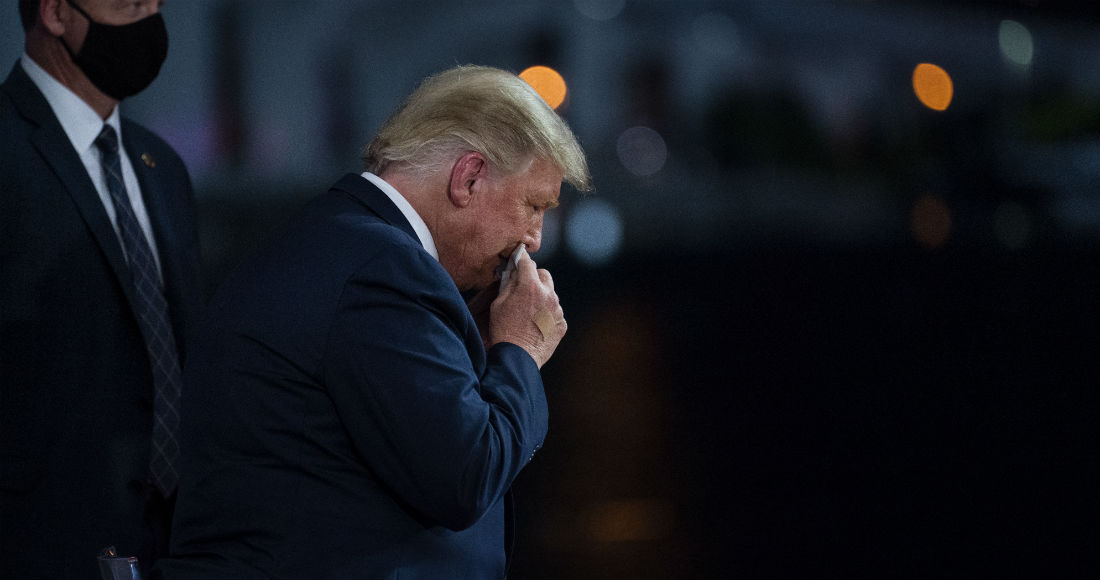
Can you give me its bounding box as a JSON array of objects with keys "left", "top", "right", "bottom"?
[
  {"left": 454, "top": 264, "right": 501, "bottom": 295},
  {"left": 472, "top": 276, "right": 501, "bottom": 293},
  {"left": 460, "top": 279, "right": 500, "bottom": 303}
]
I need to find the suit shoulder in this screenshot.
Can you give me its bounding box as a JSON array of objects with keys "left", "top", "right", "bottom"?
[
  {"left": 0, "top": 89, "right": 30, "bottom": 137},
  {"left": 0, "top": 86, "right": 14, "bottom": 116},
  {"left": 312, "top": 192, "right": 422, "bottom": 252},
  {"left": 332, "top": 214, "right": 433, "bottom": 275},
  {"left": 0, "top": 96, "right": 37, "bottom": 173},
  {"left": 301, "top": 201, "right": 448, "bottom": 289}
]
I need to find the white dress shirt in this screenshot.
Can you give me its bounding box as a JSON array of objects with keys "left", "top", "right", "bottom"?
[
  {"left": 361, "top": 171, "right": 439, "bottom": 261},
  {"left": 21, "top": 53, "right": 164, "bottom": 277}
]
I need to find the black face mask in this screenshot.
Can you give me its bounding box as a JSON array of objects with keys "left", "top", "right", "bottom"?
[{"left": 60, "top": 0, "right": 168, "bottom": 100}]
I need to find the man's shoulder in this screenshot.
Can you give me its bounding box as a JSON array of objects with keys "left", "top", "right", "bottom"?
[
  {"left": 1, "top": 61, "right": 55, "bottom": 132},
  {"left": 0, "top": 67, "right": 35, "bottom": 131},
  {"left": 0, "top": 89, "right": 29, "bottom": 139},
  {"left": 0, "top": 75, "right": 43, "bottom": 169},
  {"left": 0, "top": 61, "right": 26, "bottom": 104},
  {"left": 289, "top": 191, "right": 455, "bottom": 299},
  {"left": 314, "top": 196, "right": 434, "bottom": 271},
  {"left": 0, "top": 79, "right": 15, "bottom": 116}
]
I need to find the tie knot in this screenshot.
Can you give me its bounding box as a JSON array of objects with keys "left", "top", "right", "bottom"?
[{"left": 95, "top": 124, "right": 119, "bottom": 156}]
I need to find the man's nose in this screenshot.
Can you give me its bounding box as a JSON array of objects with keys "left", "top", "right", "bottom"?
[{"left": 523, "top": 225, "right": 542, "bottom": 254}]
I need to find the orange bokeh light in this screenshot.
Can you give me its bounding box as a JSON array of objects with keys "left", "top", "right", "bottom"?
[
  {"left": 519, "top": 65, "right": 567, "bottom": 109},
  {"left": 912, "top": 63, "right": 953, "bottom": 111}
]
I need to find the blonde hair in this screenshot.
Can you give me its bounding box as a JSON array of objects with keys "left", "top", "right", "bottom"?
[{"left": 363, "top": 65, "right": 591, "bottom": 191}]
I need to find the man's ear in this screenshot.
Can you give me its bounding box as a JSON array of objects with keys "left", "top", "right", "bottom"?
[
  {"left": 447, "top": 151, "right": 486, "bottom": 208},
  {"left": 40, "top": 0, "right": 68, "bottom": 37}
]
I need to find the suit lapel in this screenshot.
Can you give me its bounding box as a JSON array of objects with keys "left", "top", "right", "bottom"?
[
  {"left": 5, "top": 65, "right": 140, "bottom": 311},
  {"left": 124, "top": 125, "right": 175, "bottom": 282},
  {"left": 123, "top": 125, "right": 190, "bottom": 342}
]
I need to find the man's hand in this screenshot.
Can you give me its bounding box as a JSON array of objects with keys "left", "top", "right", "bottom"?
[
  {"left": 489, "top": 252, "right": 566, "bottom": 368},
  {"left": 466, "top": 280, "right": 499, "bottom": 352}
]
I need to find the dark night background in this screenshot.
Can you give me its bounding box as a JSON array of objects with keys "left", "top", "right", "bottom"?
[{"left": 4, "top": 1, "right": 1096, "bottom": 577}]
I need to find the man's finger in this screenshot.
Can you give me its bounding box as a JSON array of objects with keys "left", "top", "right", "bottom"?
[
  {"left": 537, "top": 268, "right": 554, "bottom": 291},
  {"left": 515, "top": 251, "right": 539, "bottom": 284}
]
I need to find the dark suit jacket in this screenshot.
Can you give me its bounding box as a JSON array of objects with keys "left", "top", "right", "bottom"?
[
  {"left": 0, "top": 63, "right": 203, "bottom": 579},
  {"left": 157, "top": 174, "right": 548, "bottom": 579}
]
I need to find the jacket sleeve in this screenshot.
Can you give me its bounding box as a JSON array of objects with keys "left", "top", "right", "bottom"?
[{"left": 320, "top": 241, "right": 548, "bottom": 531}]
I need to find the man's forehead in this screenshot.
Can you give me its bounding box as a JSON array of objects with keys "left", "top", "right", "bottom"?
[{"left": 526, "top": 164, "right": 563, "bottom": 204}]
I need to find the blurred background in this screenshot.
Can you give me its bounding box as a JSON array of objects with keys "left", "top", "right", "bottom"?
[{"left": 4, "top": 0, "right": 1097, "bottom": 577}]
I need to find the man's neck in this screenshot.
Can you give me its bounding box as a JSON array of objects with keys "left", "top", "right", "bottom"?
[
  {"left": 25, "top": 32, "right": 118, "bottom": 120},
  {"left": 378, "top": 169, "right": 446, "bottom": 232}
]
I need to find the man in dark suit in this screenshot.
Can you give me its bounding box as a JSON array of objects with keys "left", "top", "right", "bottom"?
[
  {"left": 157, "top": 65, "right": 590, "bottom": 579},
  {"left": 0, "top": 1, "right": 202, "bottom": 578}
]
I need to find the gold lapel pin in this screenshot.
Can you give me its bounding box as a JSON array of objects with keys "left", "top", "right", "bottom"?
[{"left": 141, "top": 153, "right": 155, "bottom": 168}]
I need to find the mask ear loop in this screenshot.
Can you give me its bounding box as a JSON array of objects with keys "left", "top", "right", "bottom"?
[
  {"left": 63, "top": 0, "right": 95, "bottom": 21},
  {"left": 57, "top": 0, "right": 93, "bottom": 60}
]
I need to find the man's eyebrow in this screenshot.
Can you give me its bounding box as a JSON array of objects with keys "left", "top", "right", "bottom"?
[{"left": 546, "top": 198, "right": 560, "bottom": 209}]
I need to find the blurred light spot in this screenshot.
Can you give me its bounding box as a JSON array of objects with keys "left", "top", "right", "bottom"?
[
  {"left": 616, "top": 126, "right": 668, "bottom": 177},
  {"left": 998, "top": 20, "right": 1034, "bottom": 67},
  {"left": 566, "top": 198, "right": 624, "bottom": 267},
  {"left": 690, "top": 11, "right": 742, "bottom": 58},
  {"left": 586, "top": 498, "right": 675, "bottom": 543},
  {"left": 574, "top": 0, "right": 625, "bottom": 21},
  {"left": 911, "top": 194, "right": 952, "bottom": 249},
  {"left": 912, "top": 63, "right": 953, "bottom": 111},
  {"left": 519, "top": 65, "right": 567, "bottom": 110},
  {"left": 993, "top": 201, "right": 1031, "bottom": 250}
]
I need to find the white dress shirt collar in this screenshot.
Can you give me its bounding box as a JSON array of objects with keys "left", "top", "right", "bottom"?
[
  {"left": 360, "top": 172, "right": 439, "bottom": 261},
  {"left": 21, "top": 53, "right": 122, "bottom": 153},
  {"left": 21, "top": 53, "right": 164, "bottom": 279}
]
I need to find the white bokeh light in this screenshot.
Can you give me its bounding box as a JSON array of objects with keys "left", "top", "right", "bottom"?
[
  {"left": 616, "top": 126, "right": 668, "bottom": 177},
  {"left": 998, "top": 20, "right": 1034, "bottom": 67},
  {"left": 565, "top": 198, "right": 624, "bottom": 267},
  {"left": 690, "top": 11, "right": 743, "bottom": 59}
]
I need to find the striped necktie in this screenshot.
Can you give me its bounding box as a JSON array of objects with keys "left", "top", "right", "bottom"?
[{"left": 94, "top": 124, "right": 181, "bottom": 497}]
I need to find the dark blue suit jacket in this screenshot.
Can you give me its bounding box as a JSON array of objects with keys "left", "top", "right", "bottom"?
[
  {"left": 158, "top": 174, "right": 548, "bottom": 579},
  {"left": 0, "top": 63, "right": 203, "bottom": 578}
]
